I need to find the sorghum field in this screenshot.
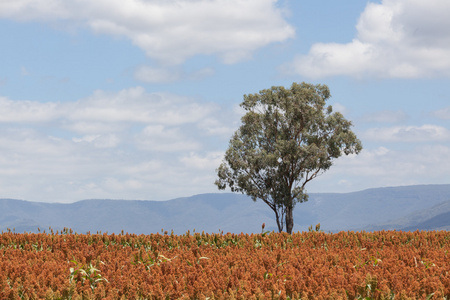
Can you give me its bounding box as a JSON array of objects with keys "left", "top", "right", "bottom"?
[{"left": 0, "top": 228, "right": 449, "bottom": 299}]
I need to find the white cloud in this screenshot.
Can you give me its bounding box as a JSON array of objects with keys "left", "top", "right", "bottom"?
[
  {"left": 287, "top": 0, "right": 450, "bottom": 78},
  {"left": 72, "top": 134, "right": 100, "bottom": 143},
  {"left": 0, "top": 96, "right": 60, "bottom": 122},
  {"left": 72, "top": 134, "right": 120, "bottom": 148},
  {"left": 180, "top": 151, "right": 224, "bottom": 170},
  {"left": 64, "top": 122, "right": 124, "bottom": 135},
  {"left": 0, "top": 128, "right": 67, "bottom": 158},
  {"left": 364, "top": 124, "right": 450, "bottom": 142},
  {"left": 1, "top": 87, "right": 449, "bottom": 201},
  {"left": 0, "top": 87, "right": 237, "bottom": 202},
  {"left": 0, "top": 87, "right": 215, "bottom": 129},
  {"left": 308, "top": 144, "right": 450, "bottom": 193},
  {"left": 432, "top": 107, "right": 450, "bottom": 120},
  {"left": 135, "top": 125, "right": 200, "bottom": 152},
  {"left": 0, "top": 0, "right": 294, "bottom": 65},
  {"left": 198, "top": 117, "right": 237, "bottom": 137},
  {"left": 102, "top": 177, "right": 144, "bottom": 192}
]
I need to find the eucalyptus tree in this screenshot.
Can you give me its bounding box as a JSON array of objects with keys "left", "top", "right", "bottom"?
[{"left": 215, "top": 82, "right": 362, "bottom": 234}]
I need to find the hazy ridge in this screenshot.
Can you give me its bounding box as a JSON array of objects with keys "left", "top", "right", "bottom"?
[{"left": 1, "top": 184, "right": 449, "bottom": 234}]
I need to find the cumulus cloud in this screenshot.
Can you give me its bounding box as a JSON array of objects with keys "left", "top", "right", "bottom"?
[
  {"left": 180, "top": 151, "right": 224, "bottom": 171},
  {"left": 286, "top": 0, "right": 450, "bottom": 78},
  {"left": 0, "top": 87, "right": 237, "bottom": 202},
  {"left": 0, "top": 87, "right": 215, "bottom": 129},
  {"left": 0, "top": 0, "right": 294, "bottom": 65},
  {"left": 364, "top": 124, "right": 450, "bottom": 142},
  {"left": 0, "top": 96, "right": 60, "bottom": 122},
  {"left": 308, "top": 144, "right": 450, "bottom": 193},
  {"left": 347, "top": 145, "right": 448, "bottom": 180},
  {"left": 72, "top": 134, "right": 120, "bottom": 148},
  {"left": 134, "top": 125, "right": 201, "bottom": 152}
]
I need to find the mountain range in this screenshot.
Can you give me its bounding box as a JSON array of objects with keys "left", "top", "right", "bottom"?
[{"left": 1, "top": 184, "right": 449, "bottom": 234}]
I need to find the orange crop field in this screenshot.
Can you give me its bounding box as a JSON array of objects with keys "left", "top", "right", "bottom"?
[{"left": 0, "top": 228, "right": 449, "bottom": 299}]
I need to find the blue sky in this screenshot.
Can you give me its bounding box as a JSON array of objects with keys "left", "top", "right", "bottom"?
[{"left": 1, "top": 0, "right": 450, "bottom": 203}]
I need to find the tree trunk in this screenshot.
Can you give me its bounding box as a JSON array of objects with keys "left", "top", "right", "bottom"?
[
  {"left": 285, "top": 205, "right": 294, "bottom": 234},
  {"left": 274, "top": 209, "right": 283, "bottom": 233}
]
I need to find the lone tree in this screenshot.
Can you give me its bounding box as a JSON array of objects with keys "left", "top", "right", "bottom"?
[{"left": 215, "top": 82, "right": 362, "bottom": 234}]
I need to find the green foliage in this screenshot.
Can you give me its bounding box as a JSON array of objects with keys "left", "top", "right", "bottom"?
[
  {"left": 131, "top": 251, "right": 178, "bottom": 271},
  {"left": 69, "top": 260, "right": 108, "bottom": 291},
  {"left": 354, "top": 274, "right": 396, "bottom": 300},
  {"left": 216, "top": 82, "right": 362, "bottom": 233}
]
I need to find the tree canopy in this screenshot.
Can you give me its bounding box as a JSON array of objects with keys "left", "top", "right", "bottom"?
[{"left": 215, "top": 82, "right": 362, "bottom": 234}]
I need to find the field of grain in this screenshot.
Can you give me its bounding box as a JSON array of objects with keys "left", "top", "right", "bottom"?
[{"left": 0, "top": 228, "right": 449, "bottom": 299}]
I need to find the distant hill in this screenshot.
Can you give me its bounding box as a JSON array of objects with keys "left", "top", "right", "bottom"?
[
  {"left": 295, "top": 184, "right": 450, "bottom": 232},
  {"left": 1, "top": 184, "right": 449, "bottom": 234},
  {"left": 365, "top": 199, "right": 450, "bottom": 231}
]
